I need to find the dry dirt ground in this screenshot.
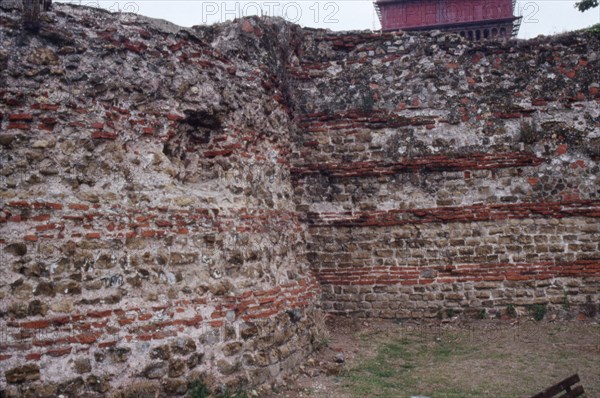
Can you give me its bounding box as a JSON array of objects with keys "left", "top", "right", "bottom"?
[{"left": 271, "top": 316, "right": 600, "bottom": 398}]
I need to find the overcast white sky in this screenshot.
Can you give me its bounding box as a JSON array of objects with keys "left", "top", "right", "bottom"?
[{"left": 58, "top": 0, "right": 599, "bottom": 39}]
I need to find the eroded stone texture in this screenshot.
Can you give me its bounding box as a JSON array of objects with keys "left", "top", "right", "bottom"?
[
  {"left": 0, "top": 1, "right": 599, "bottom": 395},
  {"left": 289, "top": 29, "right": 600, "bottom": 319},
  {"left": 0, "top": 4, "right": 319, "bottom": 395}
]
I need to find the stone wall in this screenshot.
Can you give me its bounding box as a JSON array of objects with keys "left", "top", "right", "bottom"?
[
  {"left": 289, "top": 31, "right": 600, "bottom": 318},
  {"left": 0, "top": 2, "right": 599, "bottom": 395},
  {"left": 0, "top": 5, "right": 320, "bottom": 396}
]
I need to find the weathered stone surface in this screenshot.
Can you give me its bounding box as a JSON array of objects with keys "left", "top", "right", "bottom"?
[
  {"left": 107, "top": 347, "right": 131, "bottom": 363},
  {"left": 187, "top": 352, "right": 204, "bottom": 369},
  {"left": 27, "top": 300, "right": 48, "bottom": 316},
  {"left": 0, "top": 1, "right": 597, "bottom": 395},
  {"left": 241, "top": 323, "right": 259, "bottom": 340},
  {"left": 33, "top": 281, "right": 55, "bottom": 296},
  {"left": 5, "top": 242, "right": 27, "bottom": 256},
  {"left": 5, "top": 364, "right": 40, "bottom": 383},
  {"left": 150, "top": 345, "right": 171, "bottom": 361},
  {"left": 120, "top": 381, "right": 161, "bottom": 398},
  {"left": 7, "top": 301, "right": 28, "bottom": 318},
  {"left": 141, "top": 362, "right": 168, "bottom": 379},
  {"left": 217, "top": 358, "right": 241, "bottom": 375},
  {"left": 58, "top": 378, "right": 85, "bottom": 397},
  {"left": 223, "top": 341, "right": 244, "bottom": 356},
  {"left": 168, "top": 358, "right": 186, "bottom": 378},
  {"left": 86, "top": 375, "right": 110, "bottom": 393},
  {"left": 170, "top": 338, "right": 196, "bottom": 355},
  {"left": 27, "top": 47, "right": 59, "bottom": 65},
  {"left": 163, "top": 378, "right": 188, "bottom": 395},
  {"left": 73, "top": 358, "right": 92, "bottom": 374}
]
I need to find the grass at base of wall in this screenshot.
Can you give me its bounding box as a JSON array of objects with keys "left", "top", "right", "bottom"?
[{"left": 338, "top": 321, "right": 599, "bottom": 398}]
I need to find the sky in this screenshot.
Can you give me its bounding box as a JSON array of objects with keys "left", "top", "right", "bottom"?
[{"left": 57, "top": 0, "right": 599, "bottom": 39}]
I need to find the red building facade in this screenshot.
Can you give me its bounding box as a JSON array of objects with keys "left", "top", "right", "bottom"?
[{"left": 375, "top": 0, "right": 521, "bottom": 39}]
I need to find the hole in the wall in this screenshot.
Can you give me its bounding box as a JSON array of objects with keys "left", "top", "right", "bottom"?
[
  {"left": 184, "top": 110, "right": 222, "bottom": 143},
  {"left": 162, "top": 110, "right": 223, "bottom": 161},
  {"left": 286, "top": 308, "right": 302, "bottom": 323}
]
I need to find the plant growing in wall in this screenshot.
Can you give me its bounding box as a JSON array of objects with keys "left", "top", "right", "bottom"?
[
  {"left": 21, "top": 0, "right": 51, "bottom": 31},
  {"left": 360, "top": 87, "right": 375, "bottom": 114},
  {"left": 528, "top": 304, "right": 547, "bottom": 321},
  {"left": 477, "top": 309, "right": 487, "bottom": 319},
  {"left": 22, "top": 0, "right": 41, "bottom": 31},
  {"left": 586, "top": 138, "right": 600, "bottom": 159},
  {"left": 188, "top": 380, "right": 211, "bottom": 398},
  {"left": 312, "top": 310, "right": 331, "bottom": 351},
  {"left": 562, "top": 290, "right": 570, "bottom": 311},
  {"left": 506, "top": 304, "right": 517, "bottom": 318},
  {"left": 587, "top": 23, "right": 600, "bottom": 35},
  {"left": 582, "top": 297, "right": 598, "bottom": 317},
  {"left": 519, "top": 120, "right": 541, "bottom": 144}
]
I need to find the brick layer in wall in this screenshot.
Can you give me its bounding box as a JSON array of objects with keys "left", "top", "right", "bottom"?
[
  {"left": 1, "top": 3, "right": 600, "bottom": 395},
  {"left": 290, "top": 26, "right": 600, "bottom": 320},
  {"left": 0, "top": 6, "right": 314, "bottom": 396}
]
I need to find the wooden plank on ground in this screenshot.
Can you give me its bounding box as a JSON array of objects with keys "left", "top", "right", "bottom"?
[
  {"left": 558, "top": 385, "right": 584, "bottom": 398},
  {"left": 529, "top": 374, "right": 581, "bottom": 398}
]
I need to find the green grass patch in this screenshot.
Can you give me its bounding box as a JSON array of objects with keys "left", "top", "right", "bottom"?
[
  {"left": 335, "top": 322, "right": 600, "bottom": 398},
  {"left": 341, "top": 330, "right": 481, "bottom": 398}
]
